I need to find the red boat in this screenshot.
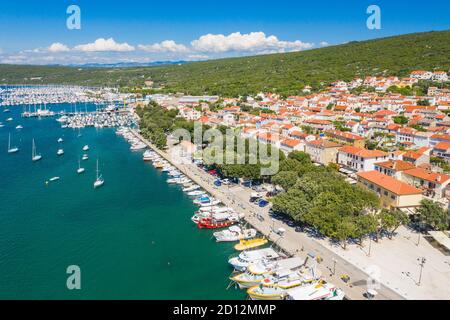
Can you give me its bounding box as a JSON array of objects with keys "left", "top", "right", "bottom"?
[{"left": 197, "top": 218, "right": 236, "bottom": 229}]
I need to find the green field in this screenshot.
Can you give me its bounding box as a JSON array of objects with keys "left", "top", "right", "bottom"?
[{"left": 1, "top": 30, "right": 449, "bottom": 96}]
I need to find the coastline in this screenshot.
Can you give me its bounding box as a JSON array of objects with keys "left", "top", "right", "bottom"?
[{"left": 129, "top": 128, "right": 406, "bottom": 301}]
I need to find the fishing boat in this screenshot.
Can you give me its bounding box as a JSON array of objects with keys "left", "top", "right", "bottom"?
[
  {"left": 32, "top": 139, "right": 42, "bottom": 162},
  {"left": 93, "top": 159, "right": 104, "bottom": 188},
  {"left": 247, "top": 266, "right": 320, "bottom": 300},
  {"left": 197, "top": 216, "right": 236, "bottom": 229},
  {"left": 214, "top": 226, "right": 257, "bottom": 242},
  {"left": 228, "top": 248, "right": 280, "bottom": 272},
  {"left": 284, "top": 281, "right": 345, "bottom": 301},
  {"left": 7, "top": 133, "right": 19, "bottom": 154},
  {"left": 234, "top": 237, "right": 268, "bottom": 251},
  {"left": 77, "top": 158, "right": 85, "bottom": 174},
  {"left": 230, "top": 257, "right": 305, "bottom": 289},
  {"left": 83, "top": 145, "right": 89, "bottom": 151},
  {"left": 57, "top": 149, "right": 64, "bottom": 156}
]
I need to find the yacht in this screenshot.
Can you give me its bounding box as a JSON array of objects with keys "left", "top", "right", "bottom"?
[
  {"left": 7, "top": 133, "right": 19, "bottom": 154},
  {"left": 213, "top": 226, "right": 257, "bottom": 242},
  {"left": 32, "top": 139, "right": 42, "bottom": 162},
  {"left": 228, "top": 248, "right": 280, "bottom": 272},
  {"left": 57, "top": 149, "right": 64, "bottom": 156},
  {"left": 93, "top": 159, "right": 105, "bottom": 188},
  {"left": 77, "top": 158, "right": 85, "bottom": 174},
  {"left": 187, "top": 190, "right": 206, "bottom": 197},
  {"left": 182, "top": 185, "right": 200, "bottom": 192},
  {"left": 83, "top": 145, "right": 89, "bottom": 151}
]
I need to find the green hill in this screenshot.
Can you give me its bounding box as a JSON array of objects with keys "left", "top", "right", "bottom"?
[{"left": 1, "top": 30, "right": 449, "bottom": 96}]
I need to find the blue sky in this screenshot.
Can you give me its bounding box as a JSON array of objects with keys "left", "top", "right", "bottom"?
[{"left": 0, "top": 0, "right": 449, "bottom": 64}]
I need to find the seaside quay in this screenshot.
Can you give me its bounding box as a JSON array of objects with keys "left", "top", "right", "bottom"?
[{"left": 129, "top": 129, "right": 405, "bottom": 301}]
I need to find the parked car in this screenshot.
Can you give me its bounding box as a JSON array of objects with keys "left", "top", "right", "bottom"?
[{"left": 258, "top": 199, "right": 269, "bottom": 208}]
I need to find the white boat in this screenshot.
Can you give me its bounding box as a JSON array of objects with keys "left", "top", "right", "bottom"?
[
  {"left": 93, "top": 159, "right": 104, "bottom": 188},
  {"left": 214, "top": 226, "right": 257, "bottom": 242},
  {"left": 182, "top": 185, "right": 200, "bottom": 192},
  {"left": 83, "top": 145, "right": 89, "bottom": 151},
  {"left": 82, "top": 154, "right": 89, "bottom": 161},
  {"left": 15, "top": 125, "right": 23, "bottom": 130},
  {"left": 49, "top": 177, "right": 60, "bottom": 182},
  {"left": 230, "top": 257, "right": 305, "bottom": 289},
  {"left": 199, "top": 200, "right": 221, "bottom": 207},
  {"left": 77, "top": 158, "right": 85, "bottom": 174},
  {"left": 285, "top": 281, "right": 345, "bottom": 301},
  {"left": 228, "top": 248, "right": 280, "bottom": 272},
  {"left": 58, "top": 138, "right": 64, "bottom": 143},
  {"left": 57, "top": 149, "right": 64, "bottom": 156},
  {"left": 6, "top": 118, "right": 13, "bottom": 122},
  {"left": 187, "top": 190, "right": 206, "bottom": 197},
  {"left": 32, "top": 139, "right": 42, "bottom": 162},
  {"left": 7, "top": 133, "right": 19, "bottom": 154},
  {"left": 247, "top": 265, "right": 321, "bottom": 300}
]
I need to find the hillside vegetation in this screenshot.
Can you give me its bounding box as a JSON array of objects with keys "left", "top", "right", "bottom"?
[{"left": 1, "top": 30, "right": 449, "bottom": 96}]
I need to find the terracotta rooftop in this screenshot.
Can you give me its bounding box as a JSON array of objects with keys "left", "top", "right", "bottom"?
[
  {"left": 375, "top": 160, "right": 416, "bottom": 171},
  {"left": 357, "top": 171, "right": 423, "bottom": 196},
  {"left": 403, "top": 168, "right": 450, "bottom": 185},
  {"left": 339, "top": 146, "right": 388, "bottom": 158}
]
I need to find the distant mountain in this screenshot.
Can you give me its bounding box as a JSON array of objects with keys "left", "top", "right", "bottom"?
[
  {"left": 1, "top": 30, "right": 449, "bottom": 95},
  {"left": 66, "top": 61, "right": 189, "bottom": 68}
]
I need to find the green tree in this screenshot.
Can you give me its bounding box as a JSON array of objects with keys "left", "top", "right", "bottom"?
[
  {"left": 272, "top": 171, "right": 299, "bottom": 191},
  {"left": 416, "top": 199, "right": 450, "bottom": 231},
  {"left": 380, "top": 209, "right": 410, "bottom": 239}
]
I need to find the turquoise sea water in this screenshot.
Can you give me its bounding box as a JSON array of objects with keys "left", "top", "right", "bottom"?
[{"left": 0, "top": 103, "right": 245, "bottom": 300}]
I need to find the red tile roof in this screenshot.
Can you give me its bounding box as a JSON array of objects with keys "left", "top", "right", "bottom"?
[
  {"left": 339, "top": 146, "right": 387, "bottom": 158},
  {"left": 403, "top": 168, "right": 450, "bottom": 185},
  {"left": 357, "top": 171, "right": 423, "bottom": 195}
]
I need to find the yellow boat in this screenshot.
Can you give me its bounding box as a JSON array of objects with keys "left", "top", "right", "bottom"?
[{"left": 234, "top": 237, "right": 268, "bottom": 251}]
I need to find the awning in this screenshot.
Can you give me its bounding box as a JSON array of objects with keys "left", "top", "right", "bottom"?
[{"left": 428, "top": 231, "right": 450, "bottom": 251}]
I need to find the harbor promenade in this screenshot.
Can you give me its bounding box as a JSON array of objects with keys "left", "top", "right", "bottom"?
[{"left": 130, "top": 129, "right": 405, "bottom": 300}]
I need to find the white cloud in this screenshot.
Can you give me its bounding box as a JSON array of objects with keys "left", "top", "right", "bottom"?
[
  {"left": 138, "top": 40, "right": 188, "bottom": 53},
  {"left": 48, "top": 43, "right": 70, "bottom": 52},
  {"left": 187, "top": 54, "right": 209, "bottom": 60},
  {"left": 320, "top": 41, "right": 330, "bottom": 47},
  {"left": 74, "top": 38, "right": 135, "bottom": 52},
  {"left": 191, "top": 32, "right": 314, "bottom": 53}
]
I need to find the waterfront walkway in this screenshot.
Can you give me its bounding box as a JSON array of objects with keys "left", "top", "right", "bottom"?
[{"left": 130, "top": 129, "right": 405, "bottom": 300}]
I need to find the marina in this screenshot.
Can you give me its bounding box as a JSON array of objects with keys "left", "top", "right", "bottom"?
[{"left": 0, "top": 101, "right": 246, "bottom": 300}]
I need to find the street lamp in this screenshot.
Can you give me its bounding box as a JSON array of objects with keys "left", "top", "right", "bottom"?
[
  {"left": 417, "top": 257, "right": 426, "bottom": 286},
  {"left": 368, "top": 235, "right": 372, "bottom": 257}
]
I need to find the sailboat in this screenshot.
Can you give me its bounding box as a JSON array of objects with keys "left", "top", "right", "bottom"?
[
  {"left": 32, "top": 139, "right": 42, "bottom": 162},
  {"left": 7, "top": 133, "right": 19, "bottom": 154},
  {"left": 93, "top": 159, "right": 104, "bottom": 188},
  {"left": 77, "top": 158, "right": 85, "bottom": 174}
]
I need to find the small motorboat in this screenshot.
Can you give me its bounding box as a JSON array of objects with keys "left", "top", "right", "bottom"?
[
  {"left": 83, "top": 145, "right": 89, "bottom": 151},
  {"left": 214, "top": 226, "right": 257, "bottom": 242},
  {"left": 234, "top": 238, "right": 268, "bottom": 251},
  {"left": 15, "top": 125, "right": 23, "bottom": 130},
  {"left": 58, "top": 138, "right": 64, "bottom": 143},
  {"left": 82, "top": 154, "right": 89, "bottom": 161},
  {"left": 57, "top": 149, "right": 64, "bottom": 156},
  {"left": 228, "top": 248, "right": 280, "bottom": 272},
  {"left": 49, "top": 177, "right": 60, "bottom": 182}
]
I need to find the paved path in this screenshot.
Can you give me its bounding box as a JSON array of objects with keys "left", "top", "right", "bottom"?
[{"left": 131, "top": 130, "right": 405, "bottom": 300}]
